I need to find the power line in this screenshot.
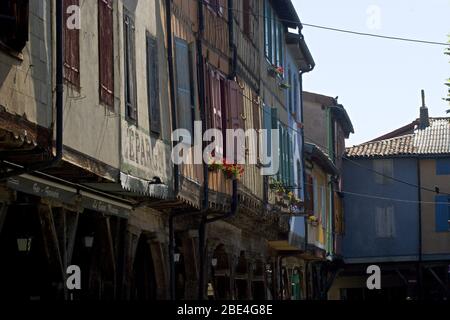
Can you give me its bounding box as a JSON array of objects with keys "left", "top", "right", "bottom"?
[
  {"left": 301, "top": 23, "right": 450, "bottom": 47},
  {"left": 193, "top": 0, "right": 450, "bottom": 47},
  {"left": 233, "top": 83, "right": 450, "bottom": 197}
]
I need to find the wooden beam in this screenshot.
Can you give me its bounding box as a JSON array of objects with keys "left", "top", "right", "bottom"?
[
  {"left": 0, "top": 202, "right": 8, "bottom": 236},
  {"left": 37, "top": 204, "right": 65, "bottom": 281},
  {"left": 148, "top": 240, "right": 170, "bottom": 300}
]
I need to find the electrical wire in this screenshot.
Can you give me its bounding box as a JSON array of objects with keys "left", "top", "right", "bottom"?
[
  {"left": 193, "top": 0, "right": 450, "bottom": 47},
  {"left": 232, "top": 84, "right": 450, "bottom": 197}
]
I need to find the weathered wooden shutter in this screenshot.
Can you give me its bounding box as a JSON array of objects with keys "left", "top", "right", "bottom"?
[
  {"left": 252, "top": 94, "right": 260, "bottom": 161},
  {"left": 147, "top": 34, "right": 161, "bottom": 135},
  {"left": 124, "top": 10, "right": 137, "bottom": 122},
  {"left": 243, "top": 0, "right": 250, "bottom": 37},
  {"left": 305, "top": 174, "right": 314, "bottom": 214},
  {"left": 64, "top": 0, "right": 80, "bottom": 87},
  {"left": 227, "top": 80, "right": 244, "bottom": 130},
  {"left": 0, "top": 0, "right": 29, "bottom": 52},
  {"left": 175, "top": 38, "right": 193, "bottom": 135},
  {"left": 98, "top": 0, "right": 114, "bottom": 107},
  {"left": 227, "top": 80, "right": 245, "bottom": 162},
  {"left": 435, "top": 195, "right": 450, "bottom": 232}
]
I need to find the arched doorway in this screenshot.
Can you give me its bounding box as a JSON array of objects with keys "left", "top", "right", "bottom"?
[{"left": 130, "top": 235, "right": 157, "bottom": 300}]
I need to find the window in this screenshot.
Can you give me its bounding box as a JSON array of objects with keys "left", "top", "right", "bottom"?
[
  {"left": 123, "top": 8, "right": 137, "bottom": 122},
  {"left": 64, "top": 0, "right": 80, "bottom": 88},
  {"left": 263, "top": 0, "right": 284, "bottom": 67},
  {"left": 146, "top": 34, "right": 161, "bottom": 135},
  {"left": 373, "top": 159, "right": 394, "bottom": 185},
  {"left": 0, "top": 0, "right": 29, "bottom": 52},
  {"left": 435, "top": 195, "right": 450, "bottom": 232},
  {"left": 436, "top": 159, "right": 450, "bottom": 175},
  {"left": 98, "top": 0, "right": 114, "bottom": 107},
  {"left": 375, "top": 206, "right": 396, "bottom": 238}
]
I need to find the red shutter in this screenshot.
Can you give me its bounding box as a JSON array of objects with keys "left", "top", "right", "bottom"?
[
  {"left": 306, "top": 174, "right": 314, "bottom": 214},
  {"left": 227, "top": 80, "right": 244, "bottom": 131},
  {"left": 98, "top": 0, "right": 114, "bottom": 107},
  {"left": 64, "top": 0, "right": 80, "bottom": 87}
]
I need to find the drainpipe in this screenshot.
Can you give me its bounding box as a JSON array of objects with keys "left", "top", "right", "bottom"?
[
  {"left": 1, "top": 0, "right": 64, "bottom": 180},
  {"left": 227, "top": 0, "right": 236, "bottom": 79},
  {"left": 165, "top": 0, "right": 179, "bottom": 195}
]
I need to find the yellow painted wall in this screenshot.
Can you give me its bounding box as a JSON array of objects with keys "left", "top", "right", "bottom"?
[{"left": 420, "top": 159, "right": 450, "bottom": 257}]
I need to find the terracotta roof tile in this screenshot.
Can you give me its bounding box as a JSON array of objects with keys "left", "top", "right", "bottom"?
[{"left": 346, "top": 118, "right": 450, "bottom": 158}]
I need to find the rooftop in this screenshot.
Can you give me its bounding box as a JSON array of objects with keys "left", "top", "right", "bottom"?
[{"left": 346, "top": 118, "right": 450, "bottom": 158}]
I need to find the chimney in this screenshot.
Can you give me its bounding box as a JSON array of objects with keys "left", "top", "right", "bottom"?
[{"left": 419, "top": 90, "right": 430, "bottom": 129}]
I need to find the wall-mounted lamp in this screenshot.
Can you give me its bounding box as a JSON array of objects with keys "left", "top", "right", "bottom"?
[
  {"left": 174, "top": 253, "right": 181, "bottom": 263},
  {"left": 17, "top": 237, "right": 32, "bottom": 252},
  {"left": 83, "top": 235, "right": 94, "bottom": 248},
  {"left": 211, "top": 258, "right": 218, "bottom": 267}
]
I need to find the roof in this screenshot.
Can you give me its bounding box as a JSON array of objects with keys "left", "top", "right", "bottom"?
[
  {"left": 271, "top": 0, "right": 301, "bottom": 28},
  {"left": 346, "top": 118, "right": 450, "bottom": 158},
  {"left": 305, "top": 142, "right": 338, "bottom": 174},
  {"left": 303, "top": 92, "right": 354, "bottom": 137}
]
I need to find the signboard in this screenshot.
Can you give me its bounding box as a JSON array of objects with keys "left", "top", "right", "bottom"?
[
  {"left": 121, "top": 121, "right": 171, "bottom": 184},
  {"left": 7, "top": 175, "right": 130, "bottom": 218}
]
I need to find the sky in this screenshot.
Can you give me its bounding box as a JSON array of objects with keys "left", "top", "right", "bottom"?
[{"left": 293, "top": 0, "right": 450, "bottom": 146}]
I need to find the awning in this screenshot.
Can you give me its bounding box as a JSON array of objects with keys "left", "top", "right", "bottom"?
[
  {"left": 7, "top": 174, "right": 132, "bottom": 219},
  {"left": 120, "top": 172, "right": 169, "bottom": 199}
]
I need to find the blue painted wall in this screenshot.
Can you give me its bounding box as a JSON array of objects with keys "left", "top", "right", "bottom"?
[
  {"left": 286, "top": 45, "right": 305, "bottom": 250},
  {"left": 342, "top": 158, "right": 420, "bottom": 263}
]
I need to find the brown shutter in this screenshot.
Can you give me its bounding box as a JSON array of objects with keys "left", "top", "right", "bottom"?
[
  {"left": 0, "top": 0, "right": 29, "bottom": 52},
  {"left": 98, "top": 0, "right": 114, "bottom": 107},
  {"left": 64, "top": 0, "right": 80, "bottom": 88},
  {"left": 243, "top": 0, "right": 250, "bottom": 37},
  {"left": 147, "top": 34, "right": 161, "bottom": 135},
  {"left": 252, "top": 93, "right": 260, "bottom": 162},
  {"left": 124, "top": 9, "right": 137, "bottom": 122},
  {"left": 227, "top": 80, "right": 244, "bottom": 131},
  {"left": 305, "top": 174, "right": 314, "bottom": 214}
]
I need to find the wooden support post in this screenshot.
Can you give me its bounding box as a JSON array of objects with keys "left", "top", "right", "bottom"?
[
  {"left": 37, "top": 204, "right": 65, "bottom": 295},
  {"left": 148, "top": 238, "right": 170, "bottom": 300},
  {"left": 181, "top": 231, "right": 199, "bottom": 300},
  {"left": 0, "top": 202, "right": 8, "bottom": 236},
  {"left": 121, "top": 227, "right": 140, "bottom": 300}
]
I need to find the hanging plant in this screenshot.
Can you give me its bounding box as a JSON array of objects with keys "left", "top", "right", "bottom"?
[
  {"left": 207, "top": 157, "right": 224, "bottom": 171},
  {"left": 222, "top": 161, "right": 244, "bottom": 180},
  {"left": 279, "top": 81, "right": 291, "bottom": 90}
]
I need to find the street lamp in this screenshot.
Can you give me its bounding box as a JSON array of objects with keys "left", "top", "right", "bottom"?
[
  {"left": 17, "top": 237, "right": 32, "bottom": 252},
  {"left": 83, "top": 235, "right": 94, "bottom": 248}
]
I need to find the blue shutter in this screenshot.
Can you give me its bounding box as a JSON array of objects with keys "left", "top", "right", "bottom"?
[
  {"left": 435, "top": 195, "right": 449, "bottom": 232},
  {"left": 174, "top": 38, "right": 193, "bottom": 135},
  {"left": 436, "top": 159, "right": 450, "bottom": 175}
]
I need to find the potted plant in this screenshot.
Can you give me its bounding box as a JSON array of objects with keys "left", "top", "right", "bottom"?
[
  {"left": 208, "top": 158, "right": 224, "bottom": 172},
  {"left": 268, "top": 65, "right": 284, "bottom": 78}
]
